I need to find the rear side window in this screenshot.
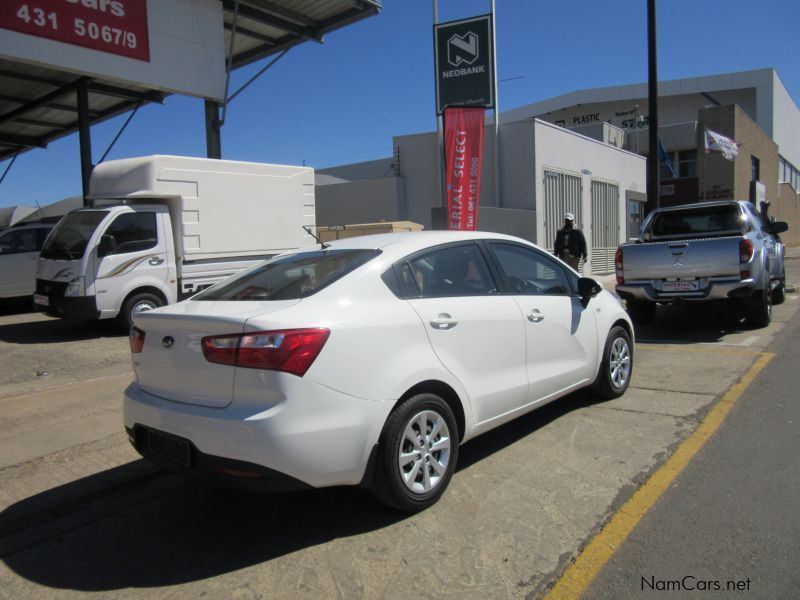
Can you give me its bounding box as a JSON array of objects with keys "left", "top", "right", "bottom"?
[
  {"left": 195, "top": 249, "right": 381, "bottom": 301},
  {"left": 650, "top": 205, "right": 744, "bottom": 237}
]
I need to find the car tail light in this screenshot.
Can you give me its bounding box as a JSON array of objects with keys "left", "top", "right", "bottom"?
[
  {"left": 739, "top": 239, "right": 754, "bottom": 263},
  {"left": 615, "top": 248, "right": 624, "bottom": 285},
  {"left": 201, "top": 328, "right": 330, "bottom": 376},
  {"left": 130, "top": 327, "right": 145, "bottom": 353},
  {"left": 741, "top": 270, "right": 750, "bottom": 280}
]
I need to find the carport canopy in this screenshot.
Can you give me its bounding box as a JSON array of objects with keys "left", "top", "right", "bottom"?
[{"left": 0, "top": 0, "right": 382, "bottom": 163}]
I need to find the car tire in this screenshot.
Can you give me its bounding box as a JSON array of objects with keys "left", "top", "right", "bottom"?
[
  {"left": 746, "top": 283, "right": 772, "bottom": 328},
  {"left": 627, "top": 299, "right": 655, "bottom": 325},
  {"left": 592, "top": 325, "right": 633, "bottom": 400},
  {"left": 371, "top": 393, "right": 459, "bottom": 512},
  {"left": 120, "top": 292, "right": 163, "bottom": 330},
  {"left": 771, "top": 273, "right": 785, "bottom": 306}
]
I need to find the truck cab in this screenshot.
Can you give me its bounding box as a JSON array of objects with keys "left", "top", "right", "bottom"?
[{"left": 36, "top": 204, "right": 176, "bottom": 326}]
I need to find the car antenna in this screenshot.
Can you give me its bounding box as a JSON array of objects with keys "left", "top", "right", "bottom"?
[{"left": 303, "top": 226, "right": 330, "bottom": 250}]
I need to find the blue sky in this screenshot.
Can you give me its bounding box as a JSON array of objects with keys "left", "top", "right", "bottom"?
[{"left": 1, "top": 0, "right": 799, "bottom": 209}]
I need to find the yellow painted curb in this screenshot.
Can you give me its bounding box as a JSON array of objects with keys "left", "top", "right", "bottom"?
[{"left": 543, "top": 351, "right": 775, "bottom": 600}]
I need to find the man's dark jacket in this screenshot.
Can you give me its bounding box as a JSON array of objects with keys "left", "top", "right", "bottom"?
[{"left": 554, "top": 226, "right": 587, "bottom": 259}]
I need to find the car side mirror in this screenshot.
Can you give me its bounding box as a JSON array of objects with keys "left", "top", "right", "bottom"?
[
  {"left": 98, "top": 234, "right": 116, "bottom": 257},
  {"left": 771, "top": 221, "right": 788, "bottom": 235},
  {"left": 578, "top": 277, "right": 602, "bottom": 306}
]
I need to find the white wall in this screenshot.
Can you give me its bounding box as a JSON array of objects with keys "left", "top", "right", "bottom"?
[
  {"left": 533, "top": 120, "right": 646, "bottom": 252},
  {"left": 772, "top": 71, "right": 800, "bottom": 170},
  {"left": 0, "top": 0, "right": 225, "bottom": 100}
]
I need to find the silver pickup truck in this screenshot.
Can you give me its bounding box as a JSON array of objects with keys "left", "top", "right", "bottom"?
[{"left": 615, "top": 200, "right": 789, "bottom": 327}]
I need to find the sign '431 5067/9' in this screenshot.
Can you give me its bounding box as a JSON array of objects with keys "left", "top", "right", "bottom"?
[{"left": 1, "top": 0, "right": 150, "bottom": 61}]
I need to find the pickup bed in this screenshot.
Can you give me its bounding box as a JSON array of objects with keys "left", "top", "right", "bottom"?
[{"left": 615, "top": 200, "right": 788, "bottom": 327}]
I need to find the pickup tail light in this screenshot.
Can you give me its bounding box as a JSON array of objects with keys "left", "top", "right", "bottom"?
[
  {"left": 201, "top": 328, "right": 330, "bottom": 376},
  {"left": 739, "top": 239, "right": 754, "bottom": 263},
  {"left": 615, "top": 248, "right": 624, "bottom": 285},
  {"left": 130, "top": 327, "right": 146, "bottom": 353}
]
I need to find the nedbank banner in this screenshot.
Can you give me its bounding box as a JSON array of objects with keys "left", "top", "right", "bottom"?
[
  {"left": 435, "top": 14, "right": 494, "bottom": 114},
  {"left": 444, "top": 107, "right": 485, "bottom": 231}
]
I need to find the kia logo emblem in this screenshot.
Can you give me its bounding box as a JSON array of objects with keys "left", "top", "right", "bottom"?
[{"left": 162, "top": 336, "right": 175, "bottom": 349}]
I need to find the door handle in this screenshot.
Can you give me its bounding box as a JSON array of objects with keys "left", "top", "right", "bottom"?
[
  {"left": 430, "top": 313, "right": 458, "bottom": 330},
  {"left": 527, "top": 309, "right": 545, "bottom": 323},
  {"left": 148, "top": 257, "right": 165, "bottom": 266}
]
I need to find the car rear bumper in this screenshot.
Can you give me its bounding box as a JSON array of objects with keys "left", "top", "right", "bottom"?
[
  {"left": 616, "top": 278, "right": 756, "bottom": 303},
  {"left": 123, "top": 379, "right": 387, "bottom": 490}
]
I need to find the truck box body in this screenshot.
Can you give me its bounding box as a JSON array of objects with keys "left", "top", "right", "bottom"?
[
  {"left": 89, "top": 155, "right": 316, "bottom": 263},
  {"left": 35, "top": 156, "right": 316, "bottom": 327}
]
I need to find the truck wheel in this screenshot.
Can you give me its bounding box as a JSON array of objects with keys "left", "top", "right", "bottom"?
[
  {"left": 370, "top": 393, "right": 458, "bottom": 512},
  {"left": 120, "top": 292, "right": 163, "bottom": 330},
  {"left": 746, "top": 284, "right": 772, "bottom": 328},
  {"left": 771, "top": 273, "right": 785, "bottom": 306},
  {"left": 627, "top": 299, "right": 655, "bottom": 325},
  {"left": 592, "top": 325, "right": 633, "bottom": 399}
]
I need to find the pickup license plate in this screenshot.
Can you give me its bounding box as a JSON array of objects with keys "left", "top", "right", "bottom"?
[
  {"left": 662, "top": 280, "right": 699, "bottom": 292},
  {"left": 33, "top": 294, "right": 49, "bottom": 306}
]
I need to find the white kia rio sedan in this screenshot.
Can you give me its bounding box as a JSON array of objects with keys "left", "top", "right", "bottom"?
[{"left": 123, "top": 231, "right": 633, "bottom": 511}]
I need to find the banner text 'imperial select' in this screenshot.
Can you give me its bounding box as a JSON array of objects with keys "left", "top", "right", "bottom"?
[{"left": 444, "top": 107, "right": 485, "bottom": 231}]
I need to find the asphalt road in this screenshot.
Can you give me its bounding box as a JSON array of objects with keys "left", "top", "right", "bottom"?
[
  {"left": 584, "top": 278, "right": 800, "bottom": 598},
  {"left": 0, "top": 256, "right": 798, "bottom": 599}
]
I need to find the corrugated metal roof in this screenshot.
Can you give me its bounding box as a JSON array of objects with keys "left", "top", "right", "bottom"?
[{"left": 0, "top": 0, "right": 381, "bottom": 162}]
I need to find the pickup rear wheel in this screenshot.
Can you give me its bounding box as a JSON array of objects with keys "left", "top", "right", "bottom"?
[
  {"left": 746, "top": 284, "right": 772, "bottom": 328},
  {"left": 772, "top": 272, "right": 786, "bottom": 306},
  {"left": 120, "top": 292, "right": 163, "bottom": 331}
]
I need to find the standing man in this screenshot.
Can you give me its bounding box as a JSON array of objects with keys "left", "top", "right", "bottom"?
[{"left": 554, "top": 212, "right": 588, "bottom": 272}]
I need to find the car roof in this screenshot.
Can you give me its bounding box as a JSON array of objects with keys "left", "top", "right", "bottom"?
[{"left": 306, "top": 230, "right": 539, "bottom": 259}]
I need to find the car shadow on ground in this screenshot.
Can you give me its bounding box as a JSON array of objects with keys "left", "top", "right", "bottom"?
[
  {"left": 630, "top": 301, "right": 764, "bottom": 344},
  {"left": 0, "top": 393, "right": 593, "bottom": 592},
  {"left": 0, "top": 314, "right": 125, "bottom": 344}
]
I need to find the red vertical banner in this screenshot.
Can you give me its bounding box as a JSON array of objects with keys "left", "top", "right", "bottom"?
[{"left": 444, "top": 107, "right": 485, "bottom": 230}]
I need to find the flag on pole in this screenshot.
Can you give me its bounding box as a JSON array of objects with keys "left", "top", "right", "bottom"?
[
  {"left": 657, "top": 137, "right": 675, "bottom": 178},
  {"left": 704, "top": 128, "right": 740, "bottom": 161}
]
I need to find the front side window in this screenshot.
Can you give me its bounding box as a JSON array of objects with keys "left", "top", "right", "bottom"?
[
  {"left": 407, "top": 244, "right": 496, "bottom": 298},
  {"left": 103, "top": 212, "right": 158, "bottom": 255},
  {"left": 195, "top": 249, "right": 381, "bottom": 301},
  {"left": 489, "top": 243, "right": 573, "bottom": 295},
  {"left": 0, "top": 229, "right": 38, "bottom": 255}
]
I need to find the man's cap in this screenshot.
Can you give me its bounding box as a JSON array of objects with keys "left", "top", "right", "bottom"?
[{"left": 564, "top": 212, "right": 575, "bottom": 221}]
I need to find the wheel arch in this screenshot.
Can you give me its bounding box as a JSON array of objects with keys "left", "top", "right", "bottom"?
[{"left": 392, "top": 380, "right": 467, "bottom": 443}]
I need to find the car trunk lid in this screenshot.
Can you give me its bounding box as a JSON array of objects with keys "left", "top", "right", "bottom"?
[{"left": 132, "top": 300, "right": 298, "bottom": 407}]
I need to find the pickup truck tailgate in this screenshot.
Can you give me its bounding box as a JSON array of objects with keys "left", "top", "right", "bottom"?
[{"left": 620, "top": 236, "right": 742, "bottom": 280}]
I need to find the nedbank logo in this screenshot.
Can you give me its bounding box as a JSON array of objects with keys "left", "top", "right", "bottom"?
[{"left": 447, "top": 31, "right": 479, "bottom": 67}]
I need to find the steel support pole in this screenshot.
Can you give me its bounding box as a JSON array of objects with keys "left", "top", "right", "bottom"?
[
  {"left": 434, "top": 0, "right": 445, "bottom": 210},
  {"left": 647, "top": 0, "right": 659, "bottom": 211},
  {"left": 205, "top": 99, "right": 222, "bottom": 159},
  {"left": 491, "top": 0, "right": 500, "bottom": 208},
  {"left": 76, "top": 80, "right": 93, "bottom": 206}
]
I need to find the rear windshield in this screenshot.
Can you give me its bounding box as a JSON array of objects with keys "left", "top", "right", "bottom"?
[
  {"left": 650, "top": 205, "right": 745, "bottom": 237},
  {"left": 194, "top": 249, "right": 381, "bottom": 301}
]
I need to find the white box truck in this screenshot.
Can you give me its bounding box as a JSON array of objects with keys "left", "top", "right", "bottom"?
[{"left": 34, "top": 155, "right": 316, "bottom": 328}]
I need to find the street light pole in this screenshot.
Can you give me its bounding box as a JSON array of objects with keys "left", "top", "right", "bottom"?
[{"left": 647, "top": 0, "right": 660, "bottom": 211}]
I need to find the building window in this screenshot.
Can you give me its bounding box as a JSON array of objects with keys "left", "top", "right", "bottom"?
[
  {"left": 751, "top": 155, "right": 760, "bottom": 182},
  {"left": 659, "top": 149, "right": 696, "bottom": 180},
  {"left": 678, "top": 149, "right": 697, "bottom": 178}
]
